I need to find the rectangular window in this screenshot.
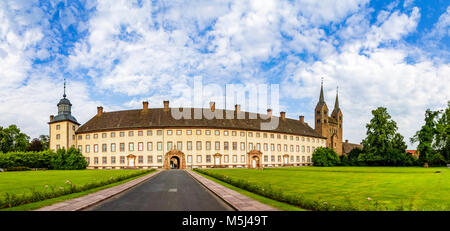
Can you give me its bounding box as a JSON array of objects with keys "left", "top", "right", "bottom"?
[
  {"left": 240, "top": 132, "right": 245, "bottom": 137},
  {"left": 224, "top": 131, "right": 229, "bottom": 136},
  {"left": 120, "top": 143, "right": 125, "bottom": 152},
  {"left": 224, "top": 142, "right": 229, "bottom": 151},
  {"left": 56, "top": 134, "right": 60, "bottom": 140},
  {"left": 120, "top": 132, "right": 125, "bottom": 137},
  {"left": 157, "top": 142, "right": 162, "bottom": 151},
  {"left": 111, "top": 156, "right": 116, "bottom": 164},
  {"left": 147, "top": 130, "right": 152, "bottom": 136},
  {"left": 86, "top": 134, "right": 90, "bottom": 139},
  {"left": 302, "top": 146, "right": 305, "bottom": 152},
  {"left": 248, "top": 132, "right": 253, "bottom": 137},
  {"left": 102, "top": 144, "right": 107, "bottom": 152},
  {"left": 176, "top": 130, "right": 182, "bottom": 135},
  {"left": 157, "top": 130, "right": 162, "bottom": 135},
  {"left": 277, "top": 144, "right": 281, "bottom": 152},
  {"left": 215, "top": 141, "right": 220, "bottom": 150},
  {"left": 224, "top": 155, "right": 229, "bottom": 163},
  {"left": 94, "top": 134, "right": 98, "bottom": 139},
  {"left": 205, "top": 130, "right": 210, "bottom": 135},
  {"left": 284, "top": 144, "right": 288, "bottom": 152},
  {"left": 56, "top": 125, "right": 60, "bottom": 130},
  {"left": 271, "top": 156, "right": 275, "bottom": 162},
  {"left": 290, "top": 145, "right": 294, "bottom": 152},
  {"left": 232, "top": 131, "right": 237, "bottom": 136},
  {"left": 78, "top": 135, "right": 82, "bottom": 140},
  {"left": 138, "top": 142, "right": 143, "bottom": 151},
  {"left": 240, "top": 142, "right": 245, "bottom": 151},
  {"left": 78, "top": 145, "right": 82, "bottom": 152},
  {"left": 111, "top": 132, "right": 115, "bottom": 138},
  {"left": 248, "top": 143, "right": 253, "bottom": 150},
  {"left": 157, "top": 155, "right": 162, "bottom": 163},
  {"left": 264, "top": 155, "right": 268, "bottom": 162},
  {"left": 120, "top": 156, "right": 125, "bottom": 164},
  {"left": 138, "top": 131, "right": 143, "bottom": 136},
  {"left": 206, "top": 155, "right": 211, "bottom": 163},
  {"left": 177, "top": 141, "right": 182, "bottom": 150},
  {"left": 232, "top": 155, "right": 237, "bottom": 163},
  {"left": 167, "top": 142, "right": 173, "bottom": 150},
  {"left": 147, "top": 155, "right": 153, "bottom": 163},
  {"left": 241, "top": 155, "right": 245, "bottom": 163},
  {"left": 197, "top": 155, "right": 202, "bottom": 163},
  {"left": 86, "top": 157, "right": 90, "bottom": 164},
  {"left": 102, "top": 133, "right": 107, "bottom": 138},
  {"left": 197, "top": 130, "right": 202, "bottom": 135},
  {"left": 187, "top": 155, "right": 192, "bottom": 163},
  {"left": 302, "top": 156, "right": 305, "bottom": 163},
  {"left": 278, "top": 155, "right": 282, "bottom": 162},
  {"left": 94, "top": 144, "right": 98, "bottom": 153},
  {"left": 206, "top": 141, "right": 211, "bottom": 150},
  {"left": 187, "top": 130, "right": 192, "bottom": 135},
  {"left": 271, "top": 144, "right": 275, "bottom": 151},
  {"left": 232, "top": 142, "right": 237, "bottom": 150},
  {"left": 129, "top": 142, "right": 134, "bottom": 151},
  {"left": 196, "top": 141, "right": 202, "bottom": 150},
  {"left": 94, "top": 157, "right": 98, "bottom": 164},
  {"left": 85, "top": 145, "right": 90, "bottom": 153},
  {"left": 296, "top": 145, "right": 300, "bottom": 152},
  {"left": 264, "top": 143, "right": 268, "bottom": 151},
  {"left": 167, "top": 130, "right": 172, "bottom": 135},
  {"left": 256, "top": 143, "right": 261, "bottom": 151},
  {"left": 187, "top": 141, "right": 192, "bottom": 150},
  {"left": 147, "top": 142, "right": 153, "bottom": 151},
  {"left": 307, "top": 146, "right": 310, "bottom": 153},
  {"left": 102, "top": 157, "right": 107, "bottom": 164},
  {"left": 215, "top": 130, "right": 220, "bottom": 136},
  {"left": 138, "top": 156, "right": 143, "bottom": 164},
  {"left": 129, "top": 131, "right": 134, "bottom": 137}
]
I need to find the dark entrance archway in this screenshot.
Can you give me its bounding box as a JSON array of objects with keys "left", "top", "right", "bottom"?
[
  {"left": 163, "top": 149, "right": 187, "bottom": 169},
  {"left": 170, "top": 156, "right": 180, "bottom": 169}
]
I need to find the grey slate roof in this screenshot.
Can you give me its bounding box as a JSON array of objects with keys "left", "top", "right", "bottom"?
[{"left": 76, "top": 108, "right": 325, "bottom": 139}]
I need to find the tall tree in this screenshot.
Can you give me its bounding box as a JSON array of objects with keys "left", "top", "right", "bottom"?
[
  {"left": 28, "top": 138, "right": 44, "bottom": 152},
  {"left": 39, "top": 135, "right": 50, "bottom": 150},
  {"left": 0, "top": 125, "right": 30, "bottom": 153},
  {"left": 362, "top": 107, "right": 407, "bottom": 166},
  {"left": 435, "top": 102, "right": 450, "bottom": 162},
  {"left": 411, "top": 109, "right": 440, "bottom": 167}
]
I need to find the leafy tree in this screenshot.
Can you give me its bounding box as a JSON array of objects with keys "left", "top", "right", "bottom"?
[
  {"left": 27, "top": 138, "right": 44, "bottom": 152},
  {"left": 0, "top": 125, "right": 30, "bottom": 153},
  {"left": 361, "top": 107, "right": 407, "bottom": 166},
  {"left": 411, "top": 110, "right": 440, "bottom": 167},
  {"left": 39, "top": 135, "right": 50, "bottom": 150},
  {"left": 312, "top": 147, "right": 340, "bottom": 166},
  {"left": 51, "top": 147, "right": 88, "bottom": 170},
  {"left": 435, "top": 102, "right": 450, "bottom": 163}
]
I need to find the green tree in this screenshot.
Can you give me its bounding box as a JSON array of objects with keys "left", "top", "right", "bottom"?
[
  {"left": 361, "top": 107, "right": 407, "bottom": 166},
  {"left": 0, "top": 125, "right": 30, "bottom": 153},
  {"left": 27, "top": 138, "right": 44, "bottom": 152},
  {"left": 39, "top": 135, "right": 50, "bottom": 150},
  {"left": 435, "top": 102, "right": 450, "bottom": 163},
  {"left": 411, "top": 109, "right": 440, "bottom": 167},
  {"left": 312, "top": 147, "right": 340, "bottom": 166},
  {"left": 51, "top": 147, "right": 87, "bottom": 170}
]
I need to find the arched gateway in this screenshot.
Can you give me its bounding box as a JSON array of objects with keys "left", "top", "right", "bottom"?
[
  {"left": 247, "top": 150, "right": 262, "bottom": 169},
  {"left": 164, "top": 150, "right": 187, "bottom": 169}
]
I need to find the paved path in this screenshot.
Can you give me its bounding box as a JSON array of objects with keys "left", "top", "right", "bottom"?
[
  {"left": 84, "top": 170, "right": 234, "bottom": 211},
  {"left": 35, "top": 170, "right": 162, "bottom": 211},
  {"left": 186, "top": 170, "right": 278, "bottom": 211}
]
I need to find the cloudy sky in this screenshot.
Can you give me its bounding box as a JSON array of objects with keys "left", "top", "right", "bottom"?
[{"left": 0, "top": 0, "right": 449, "bottom": 148}]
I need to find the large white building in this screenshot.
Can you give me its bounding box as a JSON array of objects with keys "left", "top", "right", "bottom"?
[{"left": 49, "top": 91, "right": 326, "bottom": 169}]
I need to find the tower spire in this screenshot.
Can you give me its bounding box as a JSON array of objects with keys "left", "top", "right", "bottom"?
[
  {"left": 334, "top": 86, "right": 339, "bottom": 109},
  {"left": 319, "top": 77, "right": 325, "bottom": 104},
  {"left": 63, "top": 78, "right": 67, "bottom": 98}
]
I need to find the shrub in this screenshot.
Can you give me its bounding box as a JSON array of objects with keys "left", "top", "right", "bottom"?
[
  {"left": 51, "top": 147, "right": 88, "bottom": 170},
  {"left": 430, "top": 153, "right": 446, "bottom": 166},
  {"left": 311, "top": 147, "right": 340, "bottom": 167},
  {"left": 0, "top": 150, "right": 55, "bottom": 169}
]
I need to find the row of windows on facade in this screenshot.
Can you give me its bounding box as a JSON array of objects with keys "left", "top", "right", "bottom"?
[
  {"left": 76, "top": 141, "right": 318, "bottom": 154},
  {"left": 72, "top": 129, "right": 324, "bottom": 143},
  {"left": 86, "top": 155, "right": 312, "bottom": 165}
]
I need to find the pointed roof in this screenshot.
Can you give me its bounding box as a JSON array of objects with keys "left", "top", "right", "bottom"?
[
  {"left": 316, "top": 77, "right": 327, "bottom": 108},
  {"left": 334, "top": 86, "right": 339, "bottom": 109}
]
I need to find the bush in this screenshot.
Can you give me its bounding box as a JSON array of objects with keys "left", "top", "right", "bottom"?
[
  {"left": 51, "top": 147, "right": 88, "bottom": 170},
  {"left": 0, "top": 150, "right": 55, "bottom": 169},
  {"left": 311, "top": 147, "right": 340, "bottom": 167},
  {"left": 430, "top": 153, "right": 446, "bottom": 166}
]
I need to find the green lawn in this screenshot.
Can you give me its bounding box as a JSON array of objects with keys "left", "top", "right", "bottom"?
[
  {"left": 198, "top": 167, "right": 450, "bottom": 211},
  {"left": 0, "top": 169, "right": 151, "bottom": 210}
]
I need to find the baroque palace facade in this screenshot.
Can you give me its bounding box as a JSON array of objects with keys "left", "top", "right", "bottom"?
[{"left": 48, "top": 81, "right": 354, "bottom": 170}]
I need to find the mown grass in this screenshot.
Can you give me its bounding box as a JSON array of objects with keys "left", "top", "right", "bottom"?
[
  {"left": 0, "top": 169, "right": 153, "bottom": 210},
  {"left": 196, "top": 166, "right": 450, "bottom": 211}
]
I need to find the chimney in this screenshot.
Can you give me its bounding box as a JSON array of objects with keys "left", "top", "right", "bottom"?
[
  {"left": 345, "top": 140, "right": 349, "bottom": 143},
  {"left": 235, "top": 104, "right": 241, "bottom": 113},
  {"left": 210, "top": 102, "right": 215, "bottom": 112},
  {"left": 142, "top": 101, "right": 149, "bottom": 112},
  {"left": 267, "top": 109, "right": 272, "bottom": 118},
  {"left": 97, "top": 106, "right": 103, "bottom": 116},
  {"left": 50, "top": 115, "right": 54, "bottom": 121},
  {"left": 280, "top": 111, "right": 286, "bottom": 120},
  {"left": 163, "top": 100, "right": 169, "bottom": 112},
  {"left": 299, "top": 115, "right": 304, "bottom": 123}
]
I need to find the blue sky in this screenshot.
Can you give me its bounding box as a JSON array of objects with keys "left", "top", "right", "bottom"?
[{"left": 0, "top": 0, "right": 449, "bottom": 148}]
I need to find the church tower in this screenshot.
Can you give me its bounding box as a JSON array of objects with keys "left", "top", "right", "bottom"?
[
  {"left": 314, "top": 78, "right": 329, "bottom": 139},
  {"left": 314, "top": 79, "right": 344, "bottom": 155},
  {"left": 48, "top": 79, "right": 80, "bottom": 151}
]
